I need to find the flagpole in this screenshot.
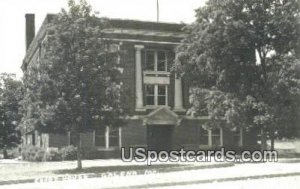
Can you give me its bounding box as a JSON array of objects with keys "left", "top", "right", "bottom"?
[{"left": 157, "top": 0, "right": 159, "bottom": 22}]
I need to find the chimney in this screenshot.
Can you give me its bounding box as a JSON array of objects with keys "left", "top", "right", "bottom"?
[{"left": 25, "top": 14, "right": 35, "bottom": 51}]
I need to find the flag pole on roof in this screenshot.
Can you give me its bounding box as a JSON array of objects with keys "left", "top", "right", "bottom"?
[{"left": 157, "top": 0, "right": 159, "bottom": 22}]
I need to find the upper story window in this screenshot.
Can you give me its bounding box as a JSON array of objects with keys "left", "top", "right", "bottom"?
[
  {"left": 145, "top": 84, "right": 168, "bottom": 106},
  {"left": 144, "top": 50, "right": 167, "bottom": 72},
  {"left": 145, "top": 85, "right": 155, "bottom": 106},
  {"left": 157, "top": 85, "right": 167, "bottom": 105}
]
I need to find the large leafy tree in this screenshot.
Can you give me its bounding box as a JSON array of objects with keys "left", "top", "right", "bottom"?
[
  {"left": 21, "top": 0, "right": 126, "bottom": 169},
  {"left": 175, "top": 0, "right": 300, "bottom": 150},
  {"left": 0, "top": 73, "right": 22, "bottom": 159}
]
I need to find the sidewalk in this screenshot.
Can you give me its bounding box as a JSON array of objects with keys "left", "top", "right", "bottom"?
[{"left": 1, "top": 159, "right": 300, "bottom": 189}]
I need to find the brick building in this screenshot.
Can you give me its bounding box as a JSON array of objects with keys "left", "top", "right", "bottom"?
[{"left": 22, "top": 14, "right": 258, "bottom": 154}]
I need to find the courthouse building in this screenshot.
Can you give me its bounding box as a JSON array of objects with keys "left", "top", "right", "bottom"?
[{"left": 22, "top": 14, "right": 258, "bottom": 154}]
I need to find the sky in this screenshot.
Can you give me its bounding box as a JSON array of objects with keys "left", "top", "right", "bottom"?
[{"left": 0, "top": 0, "right": 206, "bottom": 78}]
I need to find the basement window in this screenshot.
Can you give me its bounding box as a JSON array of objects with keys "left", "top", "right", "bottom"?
[
  {"left": 199, "top": 127, "right": 223, "bottom": 146},
  {"left": 211, "top": 128, "right": 221, "bottom": 146}
]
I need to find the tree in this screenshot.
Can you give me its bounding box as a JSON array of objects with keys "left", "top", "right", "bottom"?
[
  {"left": 175, "top": 0, "right": 300, "bottom": 150},
  {"left": 21, "top": 0, "right": 126, "bottom": 169},
  {"left": 0, "top": 73, "right": 22, "bottom": 159}
]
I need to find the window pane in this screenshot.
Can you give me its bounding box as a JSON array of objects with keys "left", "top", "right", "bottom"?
[
  {"left": 212, "top": 128, "right": 220, "bottom": 135},
  {"left": 70, "top": 132, "right": 78, "bottom": 146},
  {"left": 145, "top": 85, "right": 155, "bottom": 105},
  {"left": 158, "top": 96, "right": 166, "bottom": 105},
  {"left": 158, "top": 85, "right": 166, "bottom": 95},
  {"left": 211, "top": 129, "right": 221, "bottom": 146},
  {"left": 146, "top": 85, "right": 155, "bottom": 95},
  {"left": 145, "top": 51, "right": 155, "bottom": 71},
  {"left": 234, "top": 136, "right": 240, "bottom": 146},
  {"left": 157, "top": 51, "right": 166, "bottom": 71},
  {"left": 199, "top": 128, "right": 209, "bottom": 145},
  {"left": 157, "top": 85, "right": 166, "bottom": 105},
  {"left": 234, "top": 128, "right": 241, "bottom": 146},
  {"left": 212, "top": 136, "right": 220, "bottom": 146},
  {"left": 95, "top": 135, "right": 105, "bottom": 146},
  {"left": 146, "top": 96, "right": 155, "bottom": 105},
  {"left": 95, "top": 127, "right": 105, "bottom": 147},
  {"left": 109, "top": 127, "right": 119, "bottom": 147}
]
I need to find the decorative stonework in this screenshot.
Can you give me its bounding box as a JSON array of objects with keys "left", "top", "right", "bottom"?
[
  {"left": 173, "top": 74, "right": 185, "bottom": 112},
  {"left": 134, "top": 44, "right": 146, "bottom": 112},
  {"left": 143, "top": 107, "right": 181, "bottom": 126}
]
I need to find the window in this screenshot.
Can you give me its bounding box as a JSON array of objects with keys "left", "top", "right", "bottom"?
[
  {"left": 199, "top": 127, "right": 209, "bottom": 145},
  {"left": 146, "top": 85, "right": 155, "bottom": 105},
  {"left": 211, "top": 129, "right": 221, "bottom": 146},
  {"left": 145, "top": 51, "right": 155, "bottom": 70},
  {"left": 145, "top": 85, "right": 168, "bottom": 106},
  {"left": 109, "top": 127, "right": 119, "bottom": 147},
  {"left": 95, "top": 127, "right": 121, "bottom": 148},
  {"left": 144, "top": 50, "right": 167, "bottom": 72},
  {"left": 157, "top": 51, "right": 167, "bottom": 71},
  {"left": 158, "top": 85, "right": 167, "bottom": 105},
  {"left": 199, "top": 127, "right": 223, "bottom": 146},
  {"left": 95, "top": 127, "right": 105, "bottom": 147},
  {"left": 234, "top": 127, "right": 243, "bottom": 146}
]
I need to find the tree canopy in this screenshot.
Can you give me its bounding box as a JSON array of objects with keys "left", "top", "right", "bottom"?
[
  {"left": 21, "top": 0, "right": 125, "bottom": 134},
  {"left": 0, "top": 73, "right": 22, "bottom": 158},
  {"left": 175, "top": 0, "right": 300, "bottom": 148},
  {"left": 21, "top": 0, "right": 126, "bottom": 168}
]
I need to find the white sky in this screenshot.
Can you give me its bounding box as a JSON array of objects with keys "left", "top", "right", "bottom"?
[{"left": 0, "top": 0, "right": 206, "bottom": 78}]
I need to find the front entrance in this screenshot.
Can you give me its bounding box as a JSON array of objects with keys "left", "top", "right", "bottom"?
[{"left": 147, "top": 125, "right": 174, "bottom": 151}]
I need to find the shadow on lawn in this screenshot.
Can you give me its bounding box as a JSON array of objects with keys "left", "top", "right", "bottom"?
[
  {"left": 53, "top": 164, "right": 187, "bottom": 175},
  {"left": 53, "top": 161, "right": 234, "bottom": 175}
]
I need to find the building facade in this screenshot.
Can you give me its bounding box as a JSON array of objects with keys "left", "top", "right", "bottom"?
[{"left": 22, "top": 14, "right": 258, "bottom": 155}]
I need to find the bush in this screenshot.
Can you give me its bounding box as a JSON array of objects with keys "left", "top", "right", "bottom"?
[
  {"left": 60, "top": 145, "right": 77, "bottom": 161},
  {"left": 22, "top": 145, "right": 46, "bottom": 161},
  {"left": 8, "top": 147, "right": 22, "bottom": 159},
  {"left": 46, "top": 148, "right": 62, "bottom": 161}
]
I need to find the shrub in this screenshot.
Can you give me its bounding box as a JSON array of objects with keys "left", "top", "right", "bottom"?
[
  {"left": 6, "top": 147, "right": 21, "bottom": 159},
  {"left": 60, "top": 145, "right": 77, "bottom": 161},
  {"left": 46, "top": 148, "right": 62, "bottom": 161},
  {"left": 21, "top": 145, "right": 46, "bottom": 161}
]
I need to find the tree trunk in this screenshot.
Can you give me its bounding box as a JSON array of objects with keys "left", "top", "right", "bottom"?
[
  {"left": 260, "top": 128, "right": 267, "bottom": 151},
  {"left": 76, "top": 133, "right": 82, "bottom": 170},
  {"left": 270, "top": 129, "right": 275, "bottom": 151},
  {"left": 3, "top": 146, "right": 8, "bottom": 159}
]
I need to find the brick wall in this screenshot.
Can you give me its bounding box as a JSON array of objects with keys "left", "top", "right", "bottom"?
[
  {"left": 120, "top": 43, "right": 136, "bottom": 112},
  {"left": 48, "top": 133, "right": 69, "bottom": 148},
  {"left": 80, "top": 132, "right": 94, "bottom": 147},
  {"left": 122, "top": 119, "right": 147, "bottom": 147}
]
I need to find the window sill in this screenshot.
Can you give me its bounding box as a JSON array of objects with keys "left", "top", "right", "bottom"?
[
  {"left": 143, "top": 71, "right": 170, "bottom": 77},
  {"left": 95, "top": 147, "right": 117, "bottom": 151},
  {"left": 144, "top": 105, "right": 170, "bottom": 109}
]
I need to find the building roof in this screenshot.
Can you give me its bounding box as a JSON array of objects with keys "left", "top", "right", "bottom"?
[{"left": 22, "top": 14, "right": 185, "bottom": 70}]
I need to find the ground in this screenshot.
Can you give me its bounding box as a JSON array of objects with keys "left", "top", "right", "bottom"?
[
  {"left": 0, "top": 158, "right": 300, "bottom": 189},
  {"left": 1, "top": 139, "right": 300, "bottom": 188}
]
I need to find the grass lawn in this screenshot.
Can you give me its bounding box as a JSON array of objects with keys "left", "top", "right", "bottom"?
[{"left": 0, "top": 159, "right": 233, "bottom": 183}]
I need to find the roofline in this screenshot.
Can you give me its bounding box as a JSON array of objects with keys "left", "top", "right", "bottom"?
[
  {"left": 106, "top": 17, "right": 185, "bottom": 26},
  {"left": 22, "top": 14, "right": 185, "bottom": 70}
]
